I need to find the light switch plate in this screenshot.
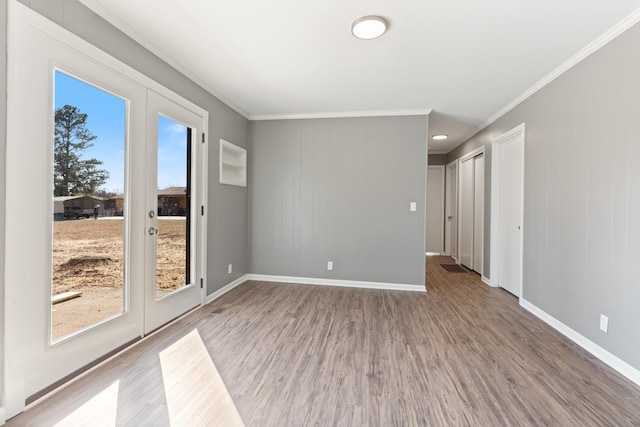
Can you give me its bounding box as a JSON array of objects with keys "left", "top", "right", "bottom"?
[{"left": 410, "top": 202, "right": 417, "bottom": 212}]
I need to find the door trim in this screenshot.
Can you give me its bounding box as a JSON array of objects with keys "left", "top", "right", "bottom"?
[{"left": 490, "top": 123, "right": 526, "bottom": 297}]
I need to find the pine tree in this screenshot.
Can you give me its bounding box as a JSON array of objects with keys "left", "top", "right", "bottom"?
[{"left": 54, "top": 105, "right": 109, "bottom": 196}]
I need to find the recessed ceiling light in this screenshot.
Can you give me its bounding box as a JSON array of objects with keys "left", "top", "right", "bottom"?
[
  {"left": 432, "top": 134, "right": 448, "bottom": 140},
  {"left": 352, "top": 16, "right": 388, "bottom": 40}
]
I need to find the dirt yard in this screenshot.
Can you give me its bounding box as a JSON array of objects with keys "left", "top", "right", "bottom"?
[{"left": 52, "top": 217, "right": 186, "bottom": 340}]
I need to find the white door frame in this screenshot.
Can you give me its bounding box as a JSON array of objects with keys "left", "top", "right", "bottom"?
[
  {"left": 490, "top": 123, "right": 526, "bottom": 297},
  {"left": 457, "top": 146, "right": 484, "bottom": 270}
]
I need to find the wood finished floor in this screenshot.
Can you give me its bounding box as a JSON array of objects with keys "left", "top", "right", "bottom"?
[{"left": 8, "top": 256, "right": 640, "bottom": 426}]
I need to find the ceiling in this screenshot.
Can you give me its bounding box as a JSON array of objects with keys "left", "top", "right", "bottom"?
[{"left": 81, "top": 0, "right": 640, "bottom": 153}]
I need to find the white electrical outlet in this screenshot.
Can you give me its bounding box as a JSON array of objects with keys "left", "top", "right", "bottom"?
[
  {"left": 410, "top": 202, "right": 417, "bottom": 212},
  {"left": 600, "top": 314, "right": 609, "bottom": 333},
  {"left": 228, "top": 264, "right": 233, "bottom": 274},
  {"left": 327, "top": 261, "right": 333, "bottom": 271}
]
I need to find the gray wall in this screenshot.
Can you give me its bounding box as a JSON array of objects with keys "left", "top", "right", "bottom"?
[
  {"left": 449, "top": 22, "right": 640, "bottom": 370},
  {"left": 17, "top": 0, "right": 250, "bottom": 295},
  {"left": 428, "top": 153, "right": 448, "bottom": 166},
  {"left": 250, "top": 116, "right": 428, "bottom": 286},
  {"left": 1, "top": 0, "right": 7, "bottom": 407}
]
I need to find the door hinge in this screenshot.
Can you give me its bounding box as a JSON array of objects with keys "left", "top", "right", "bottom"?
[
  {"left": 200, "top": 278, "right": 203, "bottom": 289},
  {"left": 201, "top": 205, "right": 204, "bottom": 216},
  {"left": 202, "top": 133, "right": 205, "bottom": 143}
]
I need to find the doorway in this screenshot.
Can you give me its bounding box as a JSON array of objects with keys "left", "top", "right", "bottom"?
[
  {"left": 5, "top": 4, "right": 207, "bottom": 415},
  {"left": 491, "top": 124, "right": 525, "bottom": 297},
  {"left": 426, "top": 165, "right": 445, "bottom": 254}
]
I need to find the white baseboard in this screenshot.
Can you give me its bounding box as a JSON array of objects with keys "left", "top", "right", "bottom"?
[
  {"left": 481, "top": 275, "right": 495, "bottom": 287},
  {"left": 205, "top": 274, "right": 250, "bottom": 305},
  {"left": 0, "top": 406, "right": 6, "bottom": 425},
  {"left": 246, "top": 274, "right": 426, "bottom": 293},
  {"left": 520, "top": 298, "right": 640, "bottom": 387}
]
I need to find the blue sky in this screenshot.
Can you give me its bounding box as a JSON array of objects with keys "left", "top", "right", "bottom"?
[{"left": 54, "top": 71, "right": 187, "bottom": 193}]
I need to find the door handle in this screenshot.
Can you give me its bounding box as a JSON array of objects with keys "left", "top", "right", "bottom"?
[{"left": 148, "top": 227, "right": 159, "bottom": 236}]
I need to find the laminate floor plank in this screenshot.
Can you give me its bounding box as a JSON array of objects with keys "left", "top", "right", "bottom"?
[{"left": 7, "top": 256, "right": 640, "bottom": 426}]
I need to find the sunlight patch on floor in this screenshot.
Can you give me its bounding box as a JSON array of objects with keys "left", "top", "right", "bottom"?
[
  {"left": 159, "top": 329, "right": 245, "bottom": 427},
  {"left": 52, "top": 380, "right": 119, "bottom": 427}
]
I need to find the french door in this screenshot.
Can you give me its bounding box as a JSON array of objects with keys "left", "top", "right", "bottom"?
[
  {"left": 5, "top": 3, "right": 206, "bottom": 416},
  {"left": 144, "top": 91, "right": 204, "bottom": 333}
]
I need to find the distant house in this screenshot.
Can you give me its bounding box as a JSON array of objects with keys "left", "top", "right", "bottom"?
[
  {"left": 53, "top": 195, "right": 103, "bottom": 220},
  {"left": 157, "top": 186, "right": 187, "bottom": 216},
  {"left": 104, "top": 195, "right": 124, "bottom": 216},
  {"left": 105, "top": 187, "right": 188, "bottom": 217}
]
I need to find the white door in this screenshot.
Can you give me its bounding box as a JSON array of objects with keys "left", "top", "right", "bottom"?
[
  {"left": 458, "top": 151, "right": 484, "bottom": 273},
  {"left": 426, "top": 166, "right": 445, "bottom": 254},
  {"left": 473, "top": 154, "right": 484, "bottom": 274},
  {"left": 494, "top": 126, "right": 525, "bottom": 297},
  {"left": 5, "top": 4, "right": 206, "bottom": 414},
  {"left": 445, "top": 160, "right": 458, "bottom": 258},
  {"left": 144, "top": 91, "right": 205, "bottom": 333},
  {"left": 459, "top": 157, "right": 475, "bottom": 268}
]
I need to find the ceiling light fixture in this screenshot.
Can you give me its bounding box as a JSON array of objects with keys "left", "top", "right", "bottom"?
[
  {"left": 432, "top": 134, "right": 448, "bottom": 140},
  {"left": 352, "top": 16, "right": 388, "bottom": 40}
]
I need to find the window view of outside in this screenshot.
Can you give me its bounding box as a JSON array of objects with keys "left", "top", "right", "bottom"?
[
  {"left": 52, "top": 71, "right": 126, "bottom": 341},
  {"left": 155, "top": 115, "right": 190, "bottom": 298},
  {"left": 51, "top": 72, "right": 192, "bottom": 340}
]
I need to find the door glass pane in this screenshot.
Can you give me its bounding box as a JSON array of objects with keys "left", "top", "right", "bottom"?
[
  {"left": 52, "top": 71, "right": 127, "bottom": 342},
  {"left": 156, "top": 115, "right": 190, "bottom": 298}
]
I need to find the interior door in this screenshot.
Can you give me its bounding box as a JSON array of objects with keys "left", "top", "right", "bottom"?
[
  {"left": 498, "top": 137, "right": 523, "bottom": 296},
  {"left": 459, "top": 157, "right": 475, "bottom": 268},
  {"left": 445, "top": 160, "right": 458, "bottom": 258},
  {"left": 426, "top": 166, "right": 445, "bottom": 254},
  {"left": 144, "top": 91, "right": 205, "bottom": 333}
]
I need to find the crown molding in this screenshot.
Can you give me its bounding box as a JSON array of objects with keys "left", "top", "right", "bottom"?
[
  {"left": 472, "top": 7, "right": 640, "bottom": 139},
  {"left": 250, "top": 109, "right": 432, "bottom": 121},
  {"left": 79, "top": 0, "right": 250, "bottom": 120}
]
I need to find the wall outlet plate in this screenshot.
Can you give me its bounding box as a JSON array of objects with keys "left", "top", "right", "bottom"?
[
  {"left": 600, "top": 314, "right": 609, "bottom": 333},
  {"left": 228, "top": 264, "right": 233, "bottom": 274},
  {"left": 327, "top": 261, "right": 333, "bottom": 271}
]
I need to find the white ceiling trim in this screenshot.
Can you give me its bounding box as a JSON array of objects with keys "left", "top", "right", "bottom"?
[
  {"left": 79, "top": 0, "right": 251, "bottom": 119},
  {"left": 250, "top": 109, "right": 433, "bottom": 121},
  {"left": 468, "top": 6, "right": 640, "bottom": 143}
]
